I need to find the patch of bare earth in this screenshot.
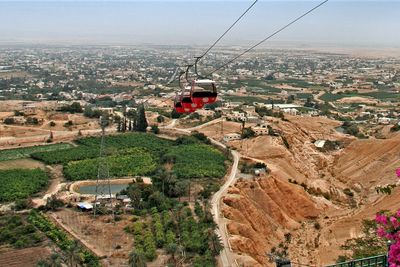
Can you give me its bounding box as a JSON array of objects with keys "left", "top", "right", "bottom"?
[
  {"left": 0, "top": 158, "right": 45, "bottom": 170},
  {"left": 51, "top": 209, "right": 134, "bottom": 267},
  {"left": 0, "top": 245, "right": 51, "bottom": 267}
]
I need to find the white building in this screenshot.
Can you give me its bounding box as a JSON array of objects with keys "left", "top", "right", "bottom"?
[
  {"left": 378, "top": 117, "right": 391, "bottom": 125},
  {"left": 227, "top": 111, "right": 246, "bottom": 121},
  {"left": 196, "top": 109, "right": 215, "bottom": 117},
  {"left": 252, "top": 124, "right": 269, "bottom": 136},
  {"left": 223, "top": 133, "right": 241, "bottom": 142},
  {"left": 282, "top": 108, "right": 298, "bottom": 116}
]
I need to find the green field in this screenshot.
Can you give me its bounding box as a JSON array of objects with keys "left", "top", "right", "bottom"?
[
  {"left": 0, "top": 168, "right": 49, "bottom": 202},
  {"left": 320, "top": 93, "right": 358, "bottom": 102},
  {"left": 128, "top": 206, "right": 219, "bottom": 265},
  {"left": 32, "top": 133, "right": 227, "bottom": 182},
  {"left": 63, "top": 148, "right": 157, "bottom": 181},
  {"left": 164, "top": 144, "right": 226, "bottom": 179},
  {"left": 0, "top": 214, "right": 43, "bottom": 249},
  {"left": 0, "top": 143, "right": 73, "bottom": 162}
]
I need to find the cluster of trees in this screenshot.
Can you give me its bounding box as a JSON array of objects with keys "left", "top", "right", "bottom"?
[
  {"left": 241, "top": 127, "right": 255, "bottom": 139},
  {"left": 162, "top": 144, "right": 226, "bottom": 179},
  {"left": 58, "top": 102, "right": 83, "bottom": 114},
  {"left": 83, "top": 106, "right": 103, "bottom": 118},
  {"left": 28, "top": 210, "right": 100, "bottom": 266},
  {"left": 0, "top": 214, "right": 42, "bottom": 249},
  {"left": 391, "top": 123, "right": 400, "bottom": 132},
  {"left": 117, "top": 105, "right": 148, "bottom": 133},
  {"left": 255, "top": 106, "right": 285, "bottom": 119},
  {"left": 63, "top": 149, "right": 156, "bottom": 181},
  {"left": 0, "top": 168, "right": 48, "bottom": 202},
  {"left": 341, "top": 121, "right": 368, "bottom": 139},
  {"left": 127, "top": 203, "right": 222, "bottom": 266}
]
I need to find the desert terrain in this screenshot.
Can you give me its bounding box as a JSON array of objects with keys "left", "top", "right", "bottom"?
[{"left": 198, "top": 115, "right": 400, "bottom": 266}]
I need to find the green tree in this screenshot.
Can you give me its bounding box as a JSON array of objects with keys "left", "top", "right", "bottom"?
[
  {"left": 156, "top": 115, "right": 165, "bottom": 123},
  {"left": 4, "top": 117, "right": 15, "bottom": 125},
  {"left": 136, "top": 105, "right": 148, "bottom": 132},
  {"left": 69, "top": 102, "right": 83, "bottom": 113},
  {"left": 128, "top": 250, "right": 146, "bottom": 267},
  {"left": 151, "top": 125, "right": 160, "bottom": 134},
  {"left": 241, "top": 127, "right": 255, "bottom": 139},
  {"left": 65, "top": 240, "right": 81, "bottom": 267}
]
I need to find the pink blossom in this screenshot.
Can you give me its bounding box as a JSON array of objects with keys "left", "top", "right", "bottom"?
[
  {"left": 396, "top": 168, "right": 400, "bottom": 178},
  {"left": 377, "top": 227, "right": 386, "bottom": 238},
  {"left": 376, "top": 214, "right": 388, "bottom": 225}
]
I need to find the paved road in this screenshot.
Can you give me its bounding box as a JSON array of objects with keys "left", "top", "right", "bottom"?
[
  {"left": 211, "top": 149, "right": 240, "bottom": 267},
  {"left": 160, "top": 122, "right": 240, "bottom": 267}
]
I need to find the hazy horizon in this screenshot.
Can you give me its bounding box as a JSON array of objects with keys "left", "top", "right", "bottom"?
[{"left": 0, "top": 1, "right": 399, "bottom": 48}]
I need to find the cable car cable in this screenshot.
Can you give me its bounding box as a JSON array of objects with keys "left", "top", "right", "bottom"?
[
  {"left": 198, "top": 0, "right": 259, "bottom": 59},
  {"left": 207, "top": 0, "right": 329, "bottom": 75},
  {"left": 170, "top": 0, "right": 258, "bottom": 82}
]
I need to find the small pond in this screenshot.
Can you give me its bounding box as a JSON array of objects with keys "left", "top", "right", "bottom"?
[{"left": 77, "top": 184, "right": 129, "bottom": 195}]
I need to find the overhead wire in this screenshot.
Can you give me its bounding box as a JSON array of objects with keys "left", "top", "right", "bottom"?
[
  {"left": 198, "top": 0, "right": 259, "bottom": 59},
  {"left": 168, "top": 0, "right": 259, "bottom": 82},
  {"left": 207, "top": 0, "right": 329, "bottom": 75}
]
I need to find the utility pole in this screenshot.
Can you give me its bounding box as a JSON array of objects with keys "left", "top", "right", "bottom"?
[{"left": 94, "top": 116, "right": 114, "bottom": 220}]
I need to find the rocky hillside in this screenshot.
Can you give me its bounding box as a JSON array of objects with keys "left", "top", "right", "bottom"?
[{"left": 200, "top": 116, "right": 400, "bottom": 266}]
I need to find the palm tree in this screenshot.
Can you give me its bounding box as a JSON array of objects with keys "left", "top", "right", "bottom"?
[
  {"left": 128, "top": 249, "right": 146, "bottom": 267},
  {"left": 207, "top": 229, "right": 223, "bottom": 256},
  {"left": 65, "top": 240, "right": 81, "bottom": 267}
]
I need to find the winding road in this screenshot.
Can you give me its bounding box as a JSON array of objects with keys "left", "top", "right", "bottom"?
[{"left": 160, "top": 118, "right": 240, "bottom": 267}]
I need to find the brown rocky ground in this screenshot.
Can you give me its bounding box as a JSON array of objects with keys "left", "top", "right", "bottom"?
[{"left": 200, "top": 115, "right": 400, "bottom": 266}]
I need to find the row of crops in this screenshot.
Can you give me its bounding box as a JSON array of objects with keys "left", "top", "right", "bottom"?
[
  {"left": 64, "top": 148, "right": 157, "bottom": 181},
  {"left": 0, "top": 168, "right": 49, "bottom": 202},
  {"left": 127, "top": 205, "right": 220, "bottom": 266},
  {"left": 0, "top": 214, "right": 43, "bottom": 249},
  {"left": 163, "top": 144, "right": 227, "bottom": 179},
  {"left": 31, "top": 132, "right": 227, "bottom": 181},
  {"left": 0, "top": 132, "right": 227, "bottom": 202},
  {"left": 28, "top": 210, "right": 100, "bottom": 266},
  {"left": 0, "top": 143, "right": 73, "bottom": 162}
]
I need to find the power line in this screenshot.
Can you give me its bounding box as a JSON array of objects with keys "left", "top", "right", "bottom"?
[
  {"left": 198, "top": 0, "right": 259, "bottom": 59},
  {"left": 207, "top": 0, "right": 329, "bottom": 75}
]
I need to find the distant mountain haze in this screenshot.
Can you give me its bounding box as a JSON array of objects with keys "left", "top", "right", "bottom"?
[{"left": 0, "top": 1, "right": 399, "bottom": 47}]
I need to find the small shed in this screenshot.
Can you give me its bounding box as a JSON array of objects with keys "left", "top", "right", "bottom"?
[{"left": 77, "top": 202, "right": 93, "bottom": 211}]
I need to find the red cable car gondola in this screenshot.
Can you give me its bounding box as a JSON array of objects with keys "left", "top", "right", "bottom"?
[
  {"left": 190, "top": 79, "right": 218, "bottom": 106},
  {"left": 181, "top": 86, "right": 202, "bottom": 113},
  {"left": 174, "top": 94, "right": 185, "bottom": 113}
]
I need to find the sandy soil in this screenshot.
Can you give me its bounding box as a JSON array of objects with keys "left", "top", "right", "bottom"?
[
  {"left": 337, "top": 96, "right": 378, "bottom": 104},
  {"left": 0, "top": 245, "right": 51, "bottom": 267},
  {"left": 0, "top": 158, "right": 45, "bottom": 170},
  {"left": 51, "top": 209, "right": 134, "bottom": 266}
]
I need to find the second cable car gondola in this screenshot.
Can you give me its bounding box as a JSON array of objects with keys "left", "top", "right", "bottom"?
[
  {"left": 190, "top": 79, "right": 218, "bottom": 106},
  {"left": 181, "top": 86, "right": 203, "bottom": 113},
  {"left": 174, "top": 93, "right": 185, "bottom": 113}
]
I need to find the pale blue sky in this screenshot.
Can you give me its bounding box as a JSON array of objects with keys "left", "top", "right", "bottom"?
[{"left": 0, "top": 1, "right": 399, "bottom": 47}]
